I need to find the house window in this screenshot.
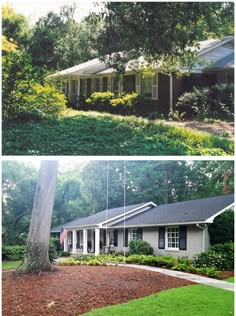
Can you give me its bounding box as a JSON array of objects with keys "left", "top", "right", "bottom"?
[
  {"left": 112, "top": 77, "right": 120, "bottom": 94},
  {"left": 108, "top": 230, "right": 115, "bottom": 246},
  {"left": 67, "top": 231, "right": 72, "bottom": 245},
  {"left": 94, "top": 78, "right": 100, "bottom": 92},
  {"left": 129, "top": 229, "right": 138, "bottom": 241},
  {"left": 142, "top": 76, "right": 152, "bottom": 97},
  {"left": 167, "top": 227, "right": 179, "bottom": 249}
]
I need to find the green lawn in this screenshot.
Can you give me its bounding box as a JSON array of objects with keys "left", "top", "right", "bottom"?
[
  {"left": 2, "top": 110, "right": 233, "bottom": 155},
  {"left": 81, "top": 285, "right": 234, "bottom": 316},
  {"left": 225, "top": 277, "right": 234, "bottom": 283},
  {"left": 2, "top": 260, "right": 22, "bottom": 270}
]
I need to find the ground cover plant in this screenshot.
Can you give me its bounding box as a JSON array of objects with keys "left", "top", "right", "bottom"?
[
  {"left": 2, "top": 110, "right": 233, "bottom": 156},
  {"left": 81, "top": 284, "right": 234, "bottom": 316}
]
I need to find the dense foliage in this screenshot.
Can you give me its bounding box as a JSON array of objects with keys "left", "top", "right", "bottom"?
[
  {"left": 174, "top": 84, "right": 234, "bottom": 121},
  {"left": 208, "top": 210, "right": 234, "bottom": 244},
  {"left": 2, "top": 245, "right": 26, "bottom": 260},
  {"left": 3, "top": 111, "right": 234, "bottom": 156},
  {"left": 128, "top": 241, "right": 154, "bottom": 255},
  {"left": 94, "top": 2, "right": 234, "bottom": 72},
  {"left": 80, "top": 92, "right": 158, "bottom": 117},
  {"left": 192, "top": 242, "right": 234, "bottom": 270}
]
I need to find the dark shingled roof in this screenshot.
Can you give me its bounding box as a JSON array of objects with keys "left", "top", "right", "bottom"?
[
  {"left": 111, "top": 194, "right": 234, "bottom": 227},
  {"left": 204, "top": 53, "right": 234, "bottom": 71},
  {"left": 60, "top": 202, "right": 151, "bottom": 229}
]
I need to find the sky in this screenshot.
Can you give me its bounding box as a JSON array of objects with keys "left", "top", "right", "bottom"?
[{"left": 3, "top": 0, "right": 102, "bottom": 24}]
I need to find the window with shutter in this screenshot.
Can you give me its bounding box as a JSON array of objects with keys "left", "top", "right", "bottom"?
[
  {"left": 99, "top": 77, "right": 103, "bottom": 92},
  {"left": 167, "top": 227, "right": 179, "bottom": 249},
  {"left": 135, "top": 74, "right": 141, "bottom": 93},
  {"left": 94, "top": 78, "right": 100, "bottom": 92},
  {"left": 152, "top": 73, "right": 158, "bottom": 100},
  {"left": 91, "top": 78, "right": 94, "bottom": 93},
  {"left": 107, "top": 77, "right": 112, "bottom": 91},
  {"left": 158, "top": 227, "right": 165, "bottom": 249},
  {"left": 142, "top": 76, "right": 152, "bottom": 97}
]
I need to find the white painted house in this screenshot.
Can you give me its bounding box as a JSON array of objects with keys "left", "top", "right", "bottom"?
[
  {"left": 51, "top": 194, "right": 234, "bottom": 258},
  {"left": 48, "top": 36, "right": 234, "bottom": 115}
]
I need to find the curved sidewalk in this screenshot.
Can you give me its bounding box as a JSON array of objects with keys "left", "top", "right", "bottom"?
[{"left": 118, "top": 263, "right": 234, "bottom": 292}]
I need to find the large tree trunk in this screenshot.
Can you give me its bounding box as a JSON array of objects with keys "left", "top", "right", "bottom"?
[{"left": 17, "top": 161, "right": 58, "bottom": 273}]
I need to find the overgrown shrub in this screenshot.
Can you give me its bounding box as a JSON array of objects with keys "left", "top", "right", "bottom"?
[
  {"left": 21, "top": 83, "right": 67, "bottom": 116},
  {"left": 129, "top": 240, "right": 154, "bottom": 255},
  {"left": 208, "top": 210, "right": 234, "bottom": 245},
  {"left": 175, "top": 84, "right": 234, "bottom": 120},
  {"left": 79, "top": 92, "right": 160, "bottom": 117},
  {"left": 2, "top": 245, "right": 26, "bottom": 260}
]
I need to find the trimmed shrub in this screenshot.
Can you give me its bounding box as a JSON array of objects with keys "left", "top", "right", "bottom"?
[
  {"left": 49, "top": 240, "right": 58, "bottom": 262},
  {"left": 129, "top": 240, "right": 154, "bottom": 255},
  {"left": 2, "top": 245, "right": 26, "bottom": 260},
  {"left": 85, "top": 92, "right": 114, "bottom": 112},
  {"left": 192, "top": 247, "right": 233, "bottom": 271},
  {"left": 175, "top": 83, "right": 234, "bottom": 120}
]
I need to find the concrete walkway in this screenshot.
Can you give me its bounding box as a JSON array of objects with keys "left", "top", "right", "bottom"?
[{"left": 118, "top": 264, "right": 234, "bottom": 292}]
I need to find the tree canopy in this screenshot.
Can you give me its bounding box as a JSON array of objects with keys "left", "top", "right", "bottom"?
[
  {"left": 2, "top": 160, "right": 234, "bottom": 246},
  {"left": 94, "top": 2, "right": 234, "bottom": 72}
]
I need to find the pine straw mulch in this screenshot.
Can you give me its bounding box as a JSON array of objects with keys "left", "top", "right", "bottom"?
[{"left": 3, "top": 265, "right": 195, "bottom": 316}]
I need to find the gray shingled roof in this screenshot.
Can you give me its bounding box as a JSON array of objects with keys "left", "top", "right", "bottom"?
[
  {"left": 111, "top": 194, "right": 234, "bottom": 227},
  {"left": 204, "top": 53, "right": 234, "bottom": 71},
  {"left": 58, "top": 202, "right": 150, "bottom": 229}
]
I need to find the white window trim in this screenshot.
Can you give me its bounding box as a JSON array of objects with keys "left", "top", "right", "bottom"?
[
  {"left": 152, "top": 73, "right": 158, "bottom": 100},
  {"left": 79, "top": 230, "right": 83, "bottom": 247},
  {"left": 128, "top": 228, "right": 139, "bottom": 242},
  {"left": 166, "top": 226, "right": 180, "bottom": 251}
]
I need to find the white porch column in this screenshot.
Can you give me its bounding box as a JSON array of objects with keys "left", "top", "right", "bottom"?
[
  {"left": 95, "top": 228, "right": 100, "bottom": 256},
  {"left": 83, "top": 229, "right": 88, "bottom": 255},
  {"left": 72, "top": 230, "right": 77, "bottom": 254},
  {"left": 169, "top": 74, "right": 173, "bottom": 113},
  {"left": 64, "top": 234, "right": 68, "bottom": 252}
]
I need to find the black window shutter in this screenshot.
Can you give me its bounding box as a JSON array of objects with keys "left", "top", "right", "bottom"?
[
  {"left": 124, "top": 229, "right": 128, "bottom": 247},
  {"left": 158, "top": 227, "right": 165, "bottom": 249},
  {"left": 137, "top": 228, "right": 143, "bottom": 240},
  {"left": 114, "top": 229, "right": 118, "bottom": 247},
  {"left": 77, "top": 231, "right": 80, "bottom": 246},
  {"left": 179, "top": 226, "right": 187, "bottom": 250},
  {"left": 103, "top": 230, "right": 107, "bottom": 246}
]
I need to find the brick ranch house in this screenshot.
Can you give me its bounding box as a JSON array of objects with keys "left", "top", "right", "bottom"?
[
  {"left": 51, "top": 194, "right": 234, "bottom": 258},
  {"left": 48, "top": 36, "right": 234, "bottom": 115}
]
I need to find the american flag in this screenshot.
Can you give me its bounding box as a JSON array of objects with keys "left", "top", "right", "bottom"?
[{"left": 60, "top": 227, "right": 67, "bottom": 245}]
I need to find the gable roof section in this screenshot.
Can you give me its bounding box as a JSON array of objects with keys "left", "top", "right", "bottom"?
[
  {"left": 111, "top": 194, "right": 234, "bottom": 227},
  {"left": 203, "top": 52, "right": 234, "bottom": 71},
  {"left": 60, "top": 202, "right": 155, "bottom": 229}
]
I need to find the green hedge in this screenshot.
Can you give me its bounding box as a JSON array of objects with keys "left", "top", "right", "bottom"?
[
  {"left": 2, "top": 245, "right": 26, "bottom": 260},
  {"left": 174, "top": 83, "right": 234, "bottom": 120},
  {"left": 192, "top": 242, "right": 234, "bottom": 271},
  {"left": 129, "top": 241, "right": 154, "bottom": 255}
]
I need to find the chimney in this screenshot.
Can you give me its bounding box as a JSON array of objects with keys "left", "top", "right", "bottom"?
[{"left": 223, "top": 171, "right": 230, "bottom": 194}]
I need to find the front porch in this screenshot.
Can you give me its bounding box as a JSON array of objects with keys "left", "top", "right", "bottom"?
[{"left": 64, "top": 228, "right": 118, "bottom": 255}]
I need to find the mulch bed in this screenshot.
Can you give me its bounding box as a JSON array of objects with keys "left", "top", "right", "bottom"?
[
  {"left": 218, "top": 270, "right": 234, "bottom": 280},
  {"left": 3, "top": 265, "right": 194, "bottom": 316}
]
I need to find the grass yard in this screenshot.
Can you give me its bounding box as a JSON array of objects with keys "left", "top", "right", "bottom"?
[
  {"left": 81, "top": 284, "right": 234, "bottom": 316},
  {"left": 2, "top": 260, "right": 21, "bottom": 270},
  {"left": 225, "top": 277, "right": 234, "bottom": 283},
  {"left": 2, "top": 110, "right": 234, "bottom": 155}
]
